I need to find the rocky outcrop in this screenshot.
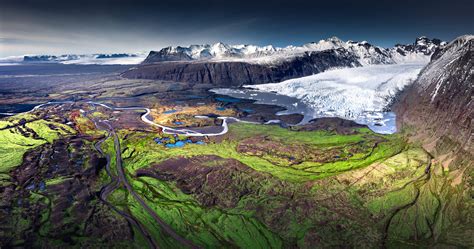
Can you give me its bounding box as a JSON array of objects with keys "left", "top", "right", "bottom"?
[
  {"left": 299, "top": 117, "right": 365, "bottom": 134},
  {"left": 122, "top": 49, "right": 360, "bottom": 86},
  {"left": 395, "top": 35, "right": 473, "bottom": 158}
]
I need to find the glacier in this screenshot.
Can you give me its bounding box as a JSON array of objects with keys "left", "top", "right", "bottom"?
[{"left": 212, "top": 63, "right": 426, "bottom": 134}]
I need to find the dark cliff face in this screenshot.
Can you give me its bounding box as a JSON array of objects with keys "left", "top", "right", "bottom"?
[
  {"left": 395, "top": 35, "right": 473, "bottom": 158},
  {"left": 122, "top": 49, "right": 360, "bottom": 86}
]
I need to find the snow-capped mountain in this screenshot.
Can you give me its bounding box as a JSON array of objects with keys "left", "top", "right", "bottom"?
[
  {"left": 143, "top": 36, "right": 444, "bottom": 65},
  {"left": 390, "top": 36, "right": 446, "bottom": 63},
  {"left": 123, "top": 48, "right": 361, "bottom": 86},
  {"left": 125, "top": 36, "right": 444, "bottom": 86},
  {"left": 0, "top": 53, "right": 147, "bottom": 65},
  {"left": 143, "top": 42, "right": 279, "bottom": 63},
  {"left": 415, "top": 35, "right": 472, "bottom": 98},
  {"left": 300, "top": 37, "right": 393, "bottom": 65}
]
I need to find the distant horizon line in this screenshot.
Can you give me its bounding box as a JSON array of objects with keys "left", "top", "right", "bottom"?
[{"left": 1, "top": 34, "right": 454, "bottom": 58}]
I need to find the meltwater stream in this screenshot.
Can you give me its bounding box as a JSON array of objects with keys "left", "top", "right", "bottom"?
[
  {"left": 211, "top": 88, "right": 397, "bottom": 134},
  {"left": 211, "top": 63, "right": 428, "bottom": 134}
]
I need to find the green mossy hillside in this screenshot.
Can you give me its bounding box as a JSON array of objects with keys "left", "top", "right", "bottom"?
[{"left": 0, "top": 114, "right": 75, "bottom": 172}]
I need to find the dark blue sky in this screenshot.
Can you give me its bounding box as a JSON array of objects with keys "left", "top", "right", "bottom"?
[{"left": 1, "top": 0, "right": 473, "bottom": 56}]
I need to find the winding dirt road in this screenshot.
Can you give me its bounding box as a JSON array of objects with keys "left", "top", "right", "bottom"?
[
  {"left": 81, "top": 102, "right": 200, "bottom": 248},
  {"left": 6, "top": 100, "right": 256, "bottom": 137},
  {"left": 109, "top": 123, "right": 199, "bottom": 248},
  {"left": 6, "top": 100, "right": 254, "bottom": 248},
  {"left": 90, "top": 111, "right": 159, "bottom": 248}
]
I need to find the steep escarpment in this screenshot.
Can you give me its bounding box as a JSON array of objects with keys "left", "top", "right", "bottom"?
[
  {"left": 396, "top": 35, "right": 473, "bottom": 158},
  {"left": 394, "top": 35, "right": 473, "bottom": 248},
  {"left": 122, "top": 49, "right": 360, "bottom": 86}
]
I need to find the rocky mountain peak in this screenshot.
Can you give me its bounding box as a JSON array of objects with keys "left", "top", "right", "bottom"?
[{"left": 394, "top": 36, "right": 445, "bottom": 56}]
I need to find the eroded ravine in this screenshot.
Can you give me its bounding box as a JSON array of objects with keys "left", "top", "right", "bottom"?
[{"left": 381, "top": 153, "right": 433, "bottom": 248}]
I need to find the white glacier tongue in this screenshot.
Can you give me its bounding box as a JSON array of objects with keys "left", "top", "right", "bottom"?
[
  {"left": 212, "top": 63, "right": 426, "bottom": 134},
  {"left": 247, "top": 63, "right": 424, "bottom": 116}
]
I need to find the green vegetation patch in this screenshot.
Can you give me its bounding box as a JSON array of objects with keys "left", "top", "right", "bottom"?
[
  {"left": 0, "top": 115, "right": 75, "bottom": 173},
  {"left": 111, "top": 123, "right": 411, "bottom": 247},
  {"left": 109, "top": 121, "right": 472, "bottom": 248},
  {"left": 119, "top": 123, "right": 405, "bottom": 182},
  {"left": 228, "top": 123, "right": 372, "bottom": 146},
  {"left": 125, "top": 176, "right": 283, "bottom": 249},
  {"left": 25, "top": 119, "right": 75, "bottom": 143},
  {"left": 44, "top": 176, "right": 73, "bottom": 186}
]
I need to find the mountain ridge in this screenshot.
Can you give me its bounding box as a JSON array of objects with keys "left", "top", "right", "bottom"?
[
  {"left": 123, "top": 37, "right": 444, "bottom": 85},
  {"left": 143, "top": 36, "right": 444, "bottom": 65}
]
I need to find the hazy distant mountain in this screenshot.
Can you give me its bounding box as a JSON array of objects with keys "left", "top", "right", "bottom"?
[
  {"left": 0, "top": 53, "right": 147, "bottom": 65},
  {"left": 23, "top": 53, "right": 147, "bottom": 65}
]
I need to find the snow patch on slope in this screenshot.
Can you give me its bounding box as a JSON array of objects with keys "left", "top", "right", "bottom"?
[{"left": 211, "top": 63, "right": 426, "bottom": 133}]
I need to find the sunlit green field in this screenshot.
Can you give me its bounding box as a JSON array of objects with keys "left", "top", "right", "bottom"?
[
  {"left": 119, "top": 123, "right": 405, "bottom": 181},
  {"left": 0, "top": 114, "right": 75, "bottom": 173},
  {"left": 2, "top": 112, "right": 471, "bottom": 249},
  {"left": 103, "top": 122, "right": 454, "bottom": 248}
]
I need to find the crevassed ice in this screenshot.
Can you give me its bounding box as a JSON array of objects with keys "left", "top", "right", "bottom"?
[
  {"left": 212, "top": 63, "right": 426, "bottom": 134},
  {"left": 249, "top": 63, "right": 424, "bottom": 116}
]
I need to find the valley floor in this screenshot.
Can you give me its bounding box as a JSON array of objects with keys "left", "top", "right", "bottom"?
[
  {"left": 0, "top": 100, "right": 472, "bottom": 248},
  {"left": 0, "top": 63, "right": 472, "bottom": 249}
]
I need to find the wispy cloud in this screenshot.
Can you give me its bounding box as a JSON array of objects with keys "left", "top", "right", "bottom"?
[{"left": 0, "top": 0, "right": 472, "bottom": 56}]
